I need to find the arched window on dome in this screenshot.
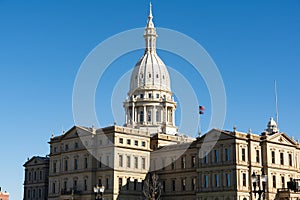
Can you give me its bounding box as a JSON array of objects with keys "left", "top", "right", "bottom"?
[
  {"left": 149, "top": 73, "right": 151, "bottom": 78},
  {"left": 148, "top": 110, "right": 151, "bottom": 123},
  {"left": 140, "top": 111, "right": 144, "bottom": 123},
  {"left": 156, "top": 109, "right": 161, "bottom": 122}
]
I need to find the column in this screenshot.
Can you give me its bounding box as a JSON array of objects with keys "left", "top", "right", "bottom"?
[
  {"left": 125, "top": 108, "right": 128, "bottom": 125},
  {"left": 172, "top": 107, "right": 175, "bottom": 126},
  {"left": 164, "top": 106, "right": 167, "bottom": 124},
  {"left": 132, "top": 103, "right": 135, "bottom": 127}
]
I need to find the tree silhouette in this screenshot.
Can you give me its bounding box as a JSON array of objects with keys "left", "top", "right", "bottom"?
[{"left": 143, "top": 173, "right": 162, "bottom": 200}]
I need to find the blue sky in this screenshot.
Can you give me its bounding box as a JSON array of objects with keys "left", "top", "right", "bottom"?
[{"left": 0, "top": 0, "right": 299, "bottom": 199}]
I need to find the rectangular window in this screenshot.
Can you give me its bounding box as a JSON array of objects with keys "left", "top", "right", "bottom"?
[
  {"left": 85, "top": 157, "right": 88, "bottom": 168},
  {"left": 289, "top": 154, "right": 292, "bottom": 166},
  {"left": 75, "top": 142, "right": 79, "bottom": 149},
  {"left": 156, "top": 94, "right": 159, "bottom": 98},
  {"left": 272, "top": 151, "right": 275, "bottom": 164},
  {"left": 65, "top": 144, "right": 69, "bottom": 151},
  {"left": 64, "top": 181, "right": 67, "bottom": 190},
  {"left": 134, "top": 179, "right": 137, "bottom": 190},
  {"left": 273, "top": 175, "right": 276, "bottom": 188},
  {"left": 192, "top": 177, "right": 196, "bottom": 190},
  {"left": 84, "top": 179, "right": 87, "bottom": 191},
  {"left": 204, "top": 152, "right": 208, "bottom": 164},
  {"left": 242, "top": 173, "right": 247, "bottom": 187},
  {"left": 98, "top": 178, "right": 102, "bottom": 186},
  {"left": 38, "top": 189, "right": 41, "bottom": 198},
  {"left": 134, "top": 156, "right": 138, "bottom": 168},
  {"left": 134, "top": 140, "right": 138, "bottom": 146},
  {"left": 280, "top": 152, "right": 284, "bottom": 165},
  {"left": 99, "top": 157, "right": 102, "bottom": 168},
  {"left": 142, "top": 157, "right": 146, "bottom": 169},
  {"left": 172, "top": 180, "right": 176, "bottom": 191},
  {"left": 241, "top": 148, "right": 246, "bottom": 161},
  {"left": 74, "top": 158, "right": 78, "bottom": 170},
  {"left": 256, "top": 150, "right": 260, "bottom": 163},
  {"left": 171, "top": 158, "right": 175, "bottom": 170},
  {"left": 106, "top": 178, "right": 109, "bottom": 190},
  {"left": 74, "top": 180, "right": 77, "bottom": 188},
  {"left": 126, "top": 178, "right": 130, "bottom": 190},
  {"left": 52, "top": 183, "right": 55, "bottom": 193},
  {"left": 127, "top": 139, "right": 131, "bottom": 145},
  {"left": 39, "top": 171, "right": 43, "bottom": 180},
  {"left": 215, "top": 174, "right": 219, "bottom": 187},
  {"left": 148, "top": 93, "right": 152, "bottom": 98},
  {"left": 64, "top": 159, "right": 68, "bottom": 171},
  {"left": 191, "top": 156, "right": 196, "bottom": 168},
  {"left": 29, "top": 172, "right": 32, "bottom": 181},
  {"left": 226, "top": 173, "right": 231, "bottom": 187},
  {"left": 127, "top": 156, "right": 131, "bottom": 168},
  {"left": 119, "top": 178, "right": 123, "bottom": 190},
  {"left": 204, "top": 175, "right": 209, "bottom": 188},
  {"left": 225, "top": 148, "right": 230, "bottom": 161},
  {"left": 142, "top": 141, "right": 146, "bottom": 147},
  {"left": 214, "top": 149, "right": 219, "bottom": 162},
  {"left": 119, "top": 155, "right": 123, "bottom": 167},
  {"left": 182, "top": 179, "right": 186, "bottom": 191},
  {"left": 162, "top": 180, "right": 166, "bottom": 192},
  {"left": 281, "top": 176, "right": 285, "bottom": 188},
  {"left": 181, "top": 156, "right": 186, "bottom": 169},
  {"left": 119, "top": 138, "right": 123, "bottom": 144}
]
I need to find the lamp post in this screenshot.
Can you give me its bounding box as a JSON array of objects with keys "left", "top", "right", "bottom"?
[
  {"left": 93, "top": 185, "right": 105, "bottom": 200},
  {"left": 251, "top": 171, "right": 268, "bottom": 200}
]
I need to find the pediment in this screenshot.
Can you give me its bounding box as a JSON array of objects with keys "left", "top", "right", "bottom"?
[
  {"left": 24, "top": 156, "right": 48, "bottom": 167},
  {"left": 268, "top": 132, "right": 297, "bottom": 146},
  {"left": 60, "top": 126, "right": 80, "bottom": 140},
  {"left": 198, "top": 129, "right": 235, "bottom": 143}
]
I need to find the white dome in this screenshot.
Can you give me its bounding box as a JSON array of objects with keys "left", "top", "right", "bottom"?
[
  {"left": 128, "top": 3, "right": 171, "bottom": 95},
  {"left": 268, "top": 117, "right": 277, "bottom": 127},
  {"left": 129, "top": 51, "right": 171, "bottom": 95}
]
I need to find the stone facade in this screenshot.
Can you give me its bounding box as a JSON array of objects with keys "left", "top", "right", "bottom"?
[{"left": 23, "top": 156, "right": 49, "bottom": 200}]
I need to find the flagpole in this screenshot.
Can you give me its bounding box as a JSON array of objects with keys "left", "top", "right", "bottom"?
[
  {"left": 274, "top": 80, "right": 279, "bottom": 125},
  {"left": 198, "top": 112, "right": 201, "bottom": 137}
]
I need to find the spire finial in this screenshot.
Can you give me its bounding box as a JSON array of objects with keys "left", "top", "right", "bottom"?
[
  {"left": 149, "top": 2, "right": 153, "bottom": 18},
  {"left": 144, "top": 2, "right": 157, "bottom": 52}
]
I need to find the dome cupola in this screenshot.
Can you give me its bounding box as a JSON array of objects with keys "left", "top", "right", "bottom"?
[{"left": 123, "top": 3, "right": 177, "bottom": 135}]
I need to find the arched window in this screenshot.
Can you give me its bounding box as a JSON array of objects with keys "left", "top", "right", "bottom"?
[
  {"left": 148, "top": 110, "right": 151, "bottom": 122},
  {"left": 140, "top": 111, "right": 144, "bottom": 123},
  {"left": 156, "top": 110, "right": 160, "bottom": 122}
]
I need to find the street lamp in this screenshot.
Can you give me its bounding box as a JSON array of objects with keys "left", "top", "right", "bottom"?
[
  {"left": 251, "top": 171, "right": 268, "bottom": 200},
  {"left": 94, "top": 185, "right": 105, "bottom": 200}
]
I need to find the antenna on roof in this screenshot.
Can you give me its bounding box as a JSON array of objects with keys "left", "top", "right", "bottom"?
[{"left": 274, "top": 80, "right": 279, "bottom": 126}]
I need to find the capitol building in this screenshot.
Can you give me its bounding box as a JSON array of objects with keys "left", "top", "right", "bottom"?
[{"left": 23, "top": 4, "right": 300, "bottom": 200}]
